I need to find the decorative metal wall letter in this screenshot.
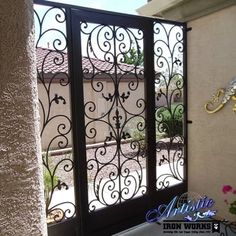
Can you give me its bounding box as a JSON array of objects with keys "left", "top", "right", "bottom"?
[{"left": 205, "top": 77, "right": 236, "bottom": 114}]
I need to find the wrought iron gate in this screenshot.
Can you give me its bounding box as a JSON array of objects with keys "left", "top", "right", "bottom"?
[{"left": 34, "top": 1, "right": 187, "bottom": 235}]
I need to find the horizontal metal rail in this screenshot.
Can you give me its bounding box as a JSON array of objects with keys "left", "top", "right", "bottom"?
[{"left": 34, "top": 0, "right": 186, "bottom": 26}]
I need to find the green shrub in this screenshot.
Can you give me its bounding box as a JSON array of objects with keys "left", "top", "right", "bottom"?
[
  {"left": 131, "top": 127, "right": 146, "bottom": 155},
  {"left": 159, "top": 114, "right": 183, "bottom": 137},
  {"left": 128, "top": 103, "right": 183, "bottom": 153},
  {"left": 156, "top": 103, "right": 183, "bottom": 138},
  {"left": 43, "top": 164, "right": 58, "bottom": 208}
]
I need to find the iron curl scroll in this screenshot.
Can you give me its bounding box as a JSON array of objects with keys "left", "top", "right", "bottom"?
[
  {"left": 80, "top": 21, "right": 147, "bottom": 211},
  {"left": 34, "top": 4, "right": 75, "bottom": 223},
  {"left": 154, "top": 22, "right": 185, "bottom": 190}
]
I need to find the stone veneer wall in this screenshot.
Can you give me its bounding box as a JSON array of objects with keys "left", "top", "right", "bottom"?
[
  {"left": 0, "top": 0, "right": 47, "bottom": 235},
  {"left": 187, "top": 5, "right": 236, "bottom": 221}
]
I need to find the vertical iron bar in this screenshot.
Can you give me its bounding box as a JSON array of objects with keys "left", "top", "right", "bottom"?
[
  {"left": 65, "top": 8, "right": 80, "bottom": 235},
  {"left": 113, "top": 25, "right": 122, "bottom": 203},
  {"left": 67, "top": 9, "right": 89, "bottom": 236},
  {"left": 183, "top": 22, "right": 188, "bottom": 191},
  {"left": 144, "top": 20, "right": 156, "bottom": 205}
]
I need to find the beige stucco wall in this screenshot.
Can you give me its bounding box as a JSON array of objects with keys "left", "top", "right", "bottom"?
[
  {"left": 38, "top": 82, "right": 72, "bottom": 150},
  {"left": 39, "top": 80, "right": 149, "bottom": 149},
  {"left": 39, "top": 77, "right": 176, "bottom": 150},
  {"left": 0, "top": 1, "right": 47, "bottom": 235},
  {"left": 188, "top": 5, "right": 236, "bottom": 221}
]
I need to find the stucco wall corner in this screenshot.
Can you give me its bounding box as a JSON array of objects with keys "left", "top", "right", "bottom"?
[
  {"left": 0, "top": 0, "right": 47, "bottom": 236},
  {"left": 187, "top": 5, "right": 236, "bottom": 222}
]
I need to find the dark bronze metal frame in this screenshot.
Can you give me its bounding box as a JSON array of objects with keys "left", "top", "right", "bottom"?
[{"left": 34, "top": 1, "right": 188, "bottom": 235}]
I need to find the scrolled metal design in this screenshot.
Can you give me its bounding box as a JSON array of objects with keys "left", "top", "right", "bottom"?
[
  {"left": 154, "top": 22, "right": 185, "bottom": 190},
  {"left": 34, "top": 5, "right": 75, "bottom": 223},
  {"left": 34, "top": 6, "right": 67, "bottom": 51},
  {"left": 81, "top": 22, "right": 146, "bottom": 211}
]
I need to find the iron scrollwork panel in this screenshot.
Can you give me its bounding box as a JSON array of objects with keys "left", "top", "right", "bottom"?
[
  {"left": 34, "top": 5, "right": 75, "bottom": 223},
  {"left": 154, "top": 22, "right": 185, "bottom": 190},
  {"left": 79, "top": 22, "right": 147, "bottom": 212}
]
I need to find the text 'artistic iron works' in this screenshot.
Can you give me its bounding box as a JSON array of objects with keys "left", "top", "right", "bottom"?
[{"left": 146, "top": 194, "right": 216, "bottom": 223}]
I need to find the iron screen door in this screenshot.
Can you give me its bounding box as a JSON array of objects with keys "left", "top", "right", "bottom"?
[{"left": 69, "top": 7, "right": 187, "bottom": 236}]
